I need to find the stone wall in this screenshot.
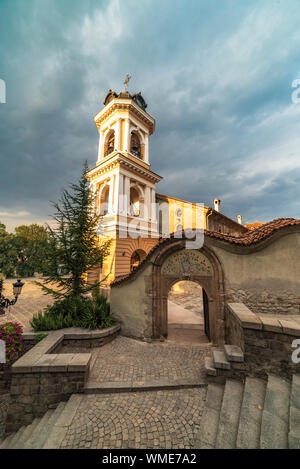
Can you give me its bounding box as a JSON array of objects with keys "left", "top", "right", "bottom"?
[
  {"left": 226, "top": 303, "right": 300, "bottom": 380},
  {"left": 227, "top": 287, "right": 300, "bottom": 316},
  {"left": 3, "top": 326, "right": 120, "bottom": 433},
  {"left": 110, "top": 263, "right": 152, "bottom": 339},
  {"left": 6, "top": 370, "right": 86, "bottom": 433}
]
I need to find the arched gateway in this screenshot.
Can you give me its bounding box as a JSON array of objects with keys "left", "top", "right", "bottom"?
[
  {"left": 151, "top": 240, "right": 225, "bottom": 344},
  {"left": 111, "top": 236, "right": 226, "bottom": 345}
]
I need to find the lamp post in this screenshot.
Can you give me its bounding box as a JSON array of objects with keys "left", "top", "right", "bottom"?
[{"left": 0, "top": 279, "right": 24, "bottom": 315}]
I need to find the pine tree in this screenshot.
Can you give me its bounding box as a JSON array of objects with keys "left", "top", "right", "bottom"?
[{"left": 37, "top": 161, "right": 110, "bottom": 299}]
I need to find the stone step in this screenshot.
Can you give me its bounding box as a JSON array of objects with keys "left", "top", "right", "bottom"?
[
  {"left": 212, "top": 349, "right": 231, "bottom": 370},
  {"left": 204, "top": 357, "right": 217, "bottom": 377},
  {"left": 14, "top": 417, "right": 40, "bottom": 449},
  {"left": 195, "top": 383, "right": 224, "bottom": 448},
  {"left": 236, "top": 377, "right": 266, "bottom": 449},
  {"left": 288, "top": 374, "right": 300, "bottom": 449},
  {"left": 215, "top": 379, "right": 244, "bottom": 449},
  {"left": 224, "top": 344, "right": 244, "bottom": 363},
  {"left": 7, "top": 425, "right": 26, "bottom": 449},
  {"left": 23, "top": 410, "right": 54, "bottom": 449},
  {"left": 28, "top": 403, "right": 66, "bottom": 449},
  {"left": 260, "top": 374, "right": 291, "bottom": 449},
  {"left": 43, "top": 394, "right": 83, "bottom": 449},
  {"left": 0, "top": 433, "right": 14, "bottom": 449}
]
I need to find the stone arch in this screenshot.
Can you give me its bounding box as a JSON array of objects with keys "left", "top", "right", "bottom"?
[
  {"left": 130, "top": 249, "right": 147, "bottom": 272},
  {"left": 150, "top": 239, "right": 225, "bottom": 344}
]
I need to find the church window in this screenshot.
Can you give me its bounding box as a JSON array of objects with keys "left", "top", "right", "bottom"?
[
  {"left": 130, "top": 132, "right": 142, "bottom": 158},
  {"left": 104, "top": 130, "right": 115, "bottom": 157},
  {"left": 130, "top": 249, "right": 147, "bottom": 271},
  {"left": 130, "top": 187, "right": 140, "bottom": 217},
  {"left": 100, "top": 186, "right": 110, "bottom": 215}
]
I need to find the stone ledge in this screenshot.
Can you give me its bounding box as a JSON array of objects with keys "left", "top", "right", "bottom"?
[
  {"left": 12, "top": 325, "right": 120, "bottom": 374},
  {"left": 227, "top": 302, "right": 300, "bottom": 336},
  {"left": 227, "top": 303, "right": 263, "bottom": 330}
]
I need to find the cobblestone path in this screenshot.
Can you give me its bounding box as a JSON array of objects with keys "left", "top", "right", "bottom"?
[
  {"left": 60, "top": 388, "right": 207, "bottom": 449},
  {"left": 88, "top": 336, "right": 210, "bottom": 385},
  {"left": 0, "top": 278, "right": 53, "bottom": 330}
]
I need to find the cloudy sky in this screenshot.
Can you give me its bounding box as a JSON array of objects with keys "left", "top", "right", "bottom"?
[{"left": 1, "top": 0, "right": 300, "bottom": 231}]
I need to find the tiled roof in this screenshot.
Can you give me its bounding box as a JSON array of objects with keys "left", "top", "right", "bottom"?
[
  {"left": 245, "top": 222, "right": 265, "bottom": 230},
  {"left": 111, "top": 218, "right": 300, "bottom": 286}
]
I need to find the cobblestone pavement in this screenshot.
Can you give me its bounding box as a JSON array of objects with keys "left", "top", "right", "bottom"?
[
  {"left": 0, "top": 278, "right": 53, "bottom": 330},
  {"left": 88, "top": 336, "right": 210, "bottom": 385},
  {"left": 60, "top": 388, "right": 207, "bottom": 449}
]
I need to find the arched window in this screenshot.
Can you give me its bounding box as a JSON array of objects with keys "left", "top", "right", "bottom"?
[
  {"left": 130, "top": 132, "right": 142, "bottom": 158},
  {"left": 130, "top": 187, "right": 140, "bottom": 217},
  {"left": 104, "top": 130, "right": 115, "bottom": 157},
  {"left": 100, "top": 186, "right": 110, "bottom": 215},
  {"left": 130, "top": 249, "right": 146, "bottom": 271}
]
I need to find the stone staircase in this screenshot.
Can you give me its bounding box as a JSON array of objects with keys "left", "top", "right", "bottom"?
[
  {"left": 0, "top": 394, "right": 83, "bottom": 450},
  {"left": 204, "top": 344, "right": 245, "bottom": 378},
  {"left": 197, "top": 371, "right": 300, "bottom": 449}
]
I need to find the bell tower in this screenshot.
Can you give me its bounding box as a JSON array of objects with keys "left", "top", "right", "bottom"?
[{"left": 86, "top": 79, "right": 162, "bottom": 283}]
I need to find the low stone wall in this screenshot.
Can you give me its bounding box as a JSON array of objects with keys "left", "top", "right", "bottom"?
[
  {"left": 226, "top": 303, "right": 300, "bottom": 380},
  {"left": 5, "top": 325, "right": 120, "bottom": 433}
]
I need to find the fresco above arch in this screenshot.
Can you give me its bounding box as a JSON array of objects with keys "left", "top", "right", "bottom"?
[{"left": 161, "top": 249, "right": 213, "bottom": 276}]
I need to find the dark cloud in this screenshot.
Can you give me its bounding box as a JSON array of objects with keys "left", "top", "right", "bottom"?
[{"left": 1, "top": 0, "right": 300, "bottom": 231}]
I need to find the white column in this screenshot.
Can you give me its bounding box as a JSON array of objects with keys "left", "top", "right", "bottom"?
[
  {"left": 151, "top": 188, "right": 156, "bottom": 221},
  {"left": 115, "top": 119, "right": 121, "bottom": 152},
  {"left": 144, "top": 186, "right": 151, "bottom": 220},
  {"left": 124, "top": 176, "right": 131, "bottom": 215},
  {"left": 124, "top": 118, "right": 130, "bottom": 152},
  {"left": 118, "top": 173, "right": 124, "bottom": 214},
  {"left": 108, "top": 178, "right": 113, "bottom": 214},
  {"left": 97, "top": 130, "right": 105, "bottom": 162},
  {"left": 144, "top": 135, "right": 149, "bottom": 164},
  {"left": 113, "top": 173, "right": 120, "bottom": 213}
]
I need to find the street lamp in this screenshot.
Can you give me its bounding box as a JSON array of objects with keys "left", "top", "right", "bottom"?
[{"left": 0, "top": 279, "right": 24, "bottom": 315}]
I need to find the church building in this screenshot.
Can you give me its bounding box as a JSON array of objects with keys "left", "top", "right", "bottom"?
[{"left": 85, "top": 79, "right": 247, "bottom": 287}]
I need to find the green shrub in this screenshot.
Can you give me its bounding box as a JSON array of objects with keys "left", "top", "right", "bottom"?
[
  {"left": 34, "top": 332, "right": 48, "bottom": 343},
  {"left": 30, "top": 294, "right": 114, "bottom": 331}
]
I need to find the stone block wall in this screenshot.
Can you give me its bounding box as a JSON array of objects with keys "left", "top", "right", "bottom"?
[
  {"left": 227, "top": 288, "right": 300, "bottom": 316},
  {"left": 3, "top": 325, "right": 120, "bottom": 433},
  {"left": 6, "top": 370, "right": 86, "bottom": 433},
  {"left": 226, "top": 303, "right": 300, "bottom": 380}
]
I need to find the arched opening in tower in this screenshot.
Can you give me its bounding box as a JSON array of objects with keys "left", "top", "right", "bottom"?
[
  {"left": 130, "top": 132, "right": 142, "bottom": 158},
  {"left": 130, "top": 249, "right": 146, "bottom": 272},
  {"left": 130, "top": 187, "right": 140, "bottom": 217}
]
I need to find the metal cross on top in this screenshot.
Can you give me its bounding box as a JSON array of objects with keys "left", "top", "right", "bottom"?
[{"left": 124, "top": 74, "right": 131, "bottom": 91}]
